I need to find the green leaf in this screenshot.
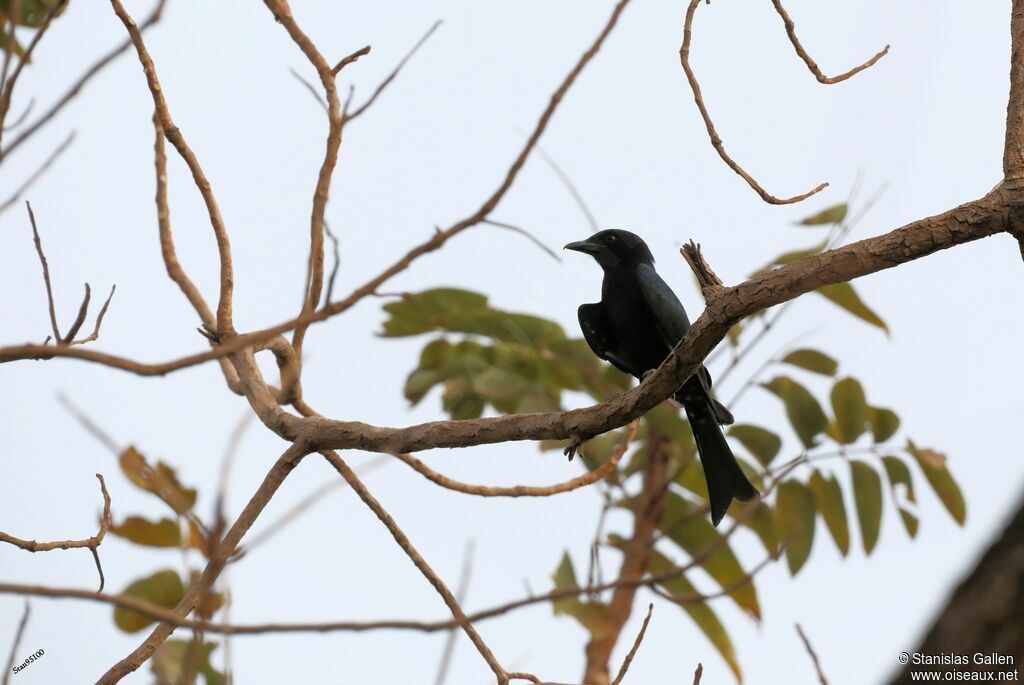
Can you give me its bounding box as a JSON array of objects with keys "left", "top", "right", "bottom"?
[
  {"left": 807, "top": 470, "right": 850, "bottom": 556},
  {"left": 868, "top": 406, "right": 901, "bottom": 442},
  {"left": 850, "top": 460, "right": 884, "bottom": 555},
  {"left": 881, "top": 455, "right": 916, "bottom": 504},
  {"left": 549, "top": 552, "right": 613, "bottom": 637},
  {"left": 659, "top": 493, "right": 761, "bottom": 618},
  {"left": 830, "top": 377, "right": 869, "bottom": 444},
  {"left": 907, "top": 441, "right": 966, "bottom": 525},
  {"left": 750, "top": 239, "right": 828, "bottom": 277},
  {"left": 775, "top": 480, "right": 816, "bottom": 575},
  {"left": 816, "top": 282, "right": 888, "bottom": 333},
  {"left": 648, "top": 550, "right": 742, "bottom": 682},
  {"left": 114, "top": 570, "right": 186, "bottom": 633},
  {"left": 727, "top": 424, "right": 781, "bottom": 466},
  {"left": 781, "top": 348, "right": 839, "bottom": 376},
  {"left": 118, "top": 447, "right": 197, "bottom": 515},
  {"left": 152, "top": 639, "right": 226, "bottom": 685},
  {"left": 899, "top": 509, "right": 920, "bottom": 538},
  {"left": 0, "top": 0, "right": 68, "bottom": 28},
  {"left": 109, "top": 517, "right": 181, "bottom": 548},
  {"left": 761, "top": 376, "right": 828, "bottom": 448},
  {"left": 796, "top": 203, "right": 848, "bottom": 226}
]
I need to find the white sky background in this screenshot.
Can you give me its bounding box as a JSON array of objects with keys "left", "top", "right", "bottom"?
[{"left": 1, "top": 1, "right": 1022, "bottom": 683}]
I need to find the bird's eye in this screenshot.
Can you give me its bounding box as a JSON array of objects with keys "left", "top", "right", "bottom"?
[{"left": 607, "top": 234, "right": 617, "bottom": 243}]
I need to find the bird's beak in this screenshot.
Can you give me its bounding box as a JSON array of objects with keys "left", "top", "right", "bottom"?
[{"left": 564, "top": 239, "right": 600, "bottom": 255}]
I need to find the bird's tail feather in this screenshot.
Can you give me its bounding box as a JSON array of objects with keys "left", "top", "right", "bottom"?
[{"left": 682, "top": 396, "right": 759, "bottom": 527}]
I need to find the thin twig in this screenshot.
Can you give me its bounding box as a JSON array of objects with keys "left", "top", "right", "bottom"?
[
  {"left": 331, "top": 44, "right": 371, "bottom": 75},
  {"left": 241, "top": 455, "right": 389, "bottom": 554},
  {"left": 610, "top": 603, "right": 653, "bottom": 685},
  {"left": 61, "top": 283, "right": 91, "bottom": 344},
  {"left": 0, "top": 131, "right": 74, "bottom": 216},
  {"left": 795, "top": 623, "right": 830, "bottom": 685},
  {"left": 0, "top": 474, "right": 111, "bottom": 590},
  {"left": 392, "top": 420, "right": 637, "bottom": 497},
  {"left": 1, "top": 0, "right": 167, "bottom": 160},
  {"left": 320, "top": 449, "right": 511, "bottom": 683},
  {"left": 679, "top": 0, "right": 827, "bottom": 204},
  {"left": 324, "top": 219, "right": 341, "bottom": 303},
  {"left": 70, "top": 285, "right": 116, "bottom": 346},
  {"left": 288, "top": 67, "right": 327, "bottom": 111},
  {"left": 483, "top": 219, "right": 562, "bottom": 262},
  {"left": 692, "top": 663, "right": 703, "bottom": 685},
  {"left": 536, "top": 146, "right": 599, "bottom": 231},
  {"left": 770, "top": 0, "right": 889, "bottom": 85},
  {"left": 1, "top": 602, "right": 29, "bottom": 685},
  {"left": 26, "top": 201, "right": 61, "bottom": 342},
  {"left": 348, "top": 19, "right": 443, "bottom": 120},
  {"left": 433, "top": 540, "right": 476, "bottom": 685}
]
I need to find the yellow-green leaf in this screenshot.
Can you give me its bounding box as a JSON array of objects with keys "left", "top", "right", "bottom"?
[
  {"left": 899, "top": 509, "right": 919, "bottom": 538},
  {"left": 850, "top": 460, "right": 883, "bottom": 555},
  {"left": 761, "top": 376, "right": 828, "bottom": 448},
  {"left": 152, "top": 639, "right": 225, "bottom": 685},
  {"left": 908, "top": 441, "right": 966, "bottom": 525},
  {"left": 781, "top": 349, "right": 838, "bottom": 376},
  {"left": 114, "top": 570, "right": 186, "bottom": 633},
  {"left": 796, "top": 203, "right": 848, "bottom": 226},
  {"left": 807, "top": 470, "right": 849, "bottom": 556},
  {"left": 118, "top": 447, "right": 197, "bottom": 515},
  {"left": 549, "top": 552, "right": 613, "bottom": 638},
  {"left": 775, "top": 480, "right": 816, "bottom": 575},
  {"left": 881, "top": 455, "right": 916, "bottom": 504},
  {"left": 868, "top": 406, "right": 901, "bottom": 442},
  {"left": 727, "top": 424, "right": 781, "bottom": 466},
  {"left": 830, "top": 377, "right": 868, "bottom": 444},
  {"left": 816, "top": 282, "right": 888, "bottom": 333},
  {"left": 659, "top": 493, "right": 761, "bottom": 618},
  {"left": 109, "top": 517, "right": 181, "bottom": 548},
  {"left": 648, "top": 550, "right": 742, "bottom": 682}
]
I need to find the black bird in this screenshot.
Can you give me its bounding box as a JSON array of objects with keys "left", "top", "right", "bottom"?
[{"left": 564, "top": 229, "right": 758, "bottom": 526}]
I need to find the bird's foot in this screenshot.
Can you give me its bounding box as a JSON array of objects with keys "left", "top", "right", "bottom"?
[
  {"left": 640, "top": 369, "right": 655, "bottom": 382},
  {"left": 563, "top": 433, "right": 587, "bottom": 461}
]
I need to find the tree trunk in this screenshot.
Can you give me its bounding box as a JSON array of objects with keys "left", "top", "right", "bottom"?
[
  {"left": 889, "top": 491, "right": 1024, "bottom": 683},
  {"left": 582, "top": 427, "right": 671, "bottom": 685}
]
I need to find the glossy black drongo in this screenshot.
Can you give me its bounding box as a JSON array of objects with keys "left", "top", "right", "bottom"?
[{"left": 564, "top": 228, "right": 758, "bottom": 526}]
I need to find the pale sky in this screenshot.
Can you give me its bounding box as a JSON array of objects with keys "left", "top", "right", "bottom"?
[{"left": 1, "top": 1, "right": 1022, "bottom": 684}]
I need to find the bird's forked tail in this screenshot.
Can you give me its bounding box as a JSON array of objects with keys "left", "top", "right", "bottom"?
[{"left": 680, "top": 389, "right": 759, "bottom": 527}]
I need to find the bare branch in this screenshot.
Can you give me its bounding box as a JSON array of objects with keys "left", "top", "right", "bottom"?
[
  {"left": 348, "top": 19, "right": 443, "bottom": 120},
  {"left": 61, "top": 283, "right": 91, "bottom": 344},
  {"left": 1, "top": 0, "right": 166, "bottom": 160},
  {"left": 331, "top": 44, "right": 371, "bottom": 75},
  {"left": 324, "top": 219, "right": 341, "bottom": 303},
  {"left": 0, "top": 0, "right": 68, "bottom": 154},
  {"left": 0, "top": 474, "right": 111, "bottom": 590},
  {"left": 391, "top": 420, "right": 637, "bottom": 497},
  {"left": 97, "top": 441, "right": 311, "bottom": 684},
  {"left": 536, "top": 146, "right": 599, "bottom": 232},
  {"left": 1, "top": 602, "right": 29, "bottom": 685},
  {"left": 482, "top": 219, "right": 562, "bottom": 263},
  {"left": 288, "top": 66, "right": 327, "bottom": 111},
  {"left": 692, "top": 663, "right": 704, "bottom": 685},
  {"left": 770, "top": 0, "right": 889, "bottom": 85},
  {"left": 610, "top": 603, "right": 653, "bottom": 685},
  {"left": 320, "top": 449, "right": 512, "bottom": 683},
  {"left": 69, "top": 285, "right": 116, "bottom": 346},
  {"left": 796, "top": 623, "right": 830, "bottom": 685},
  {"left": 0, "top": 131, "right": 74, "bottom": 216},
  {"left": 433, "top": 540, "right": 476, "bottom": 685},
  {"left": 679, "top": 0, "right": 827, "bottom": 204},
  {"left": 110, "top": 0, "right": 235, "bottom": 334},
  {"left": 26, "top": 201, "right": 61, "bottom": 342}
]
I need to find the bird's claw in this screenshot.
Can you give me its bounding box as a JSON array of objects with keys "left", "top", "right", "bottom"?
[{"left": 564, "top": 433, "right": 586, "bottom": 461}]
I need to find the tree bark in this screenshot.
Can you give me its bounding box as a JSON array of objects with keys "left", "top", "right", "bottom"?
[
  {"left": 582, "top": 427, "right": 671, "bottom": 685},
  {"left": 889, "top": 490, "right": 1024, "bottom": 683}
]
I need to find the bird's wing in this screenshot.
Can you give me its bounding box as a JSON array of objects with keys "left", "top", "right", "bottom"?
[
  {"left": 578, "top": 303, "right": 634, "bottom": 376},
  {"left": 636, "top": 263, "right": 691, "bottom": 351}
]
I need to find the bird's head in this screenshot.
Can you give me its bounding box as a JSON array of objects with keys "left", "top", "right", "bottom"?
[{"left": 563, "top": 229, "right": 655, "bottom": 269}]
